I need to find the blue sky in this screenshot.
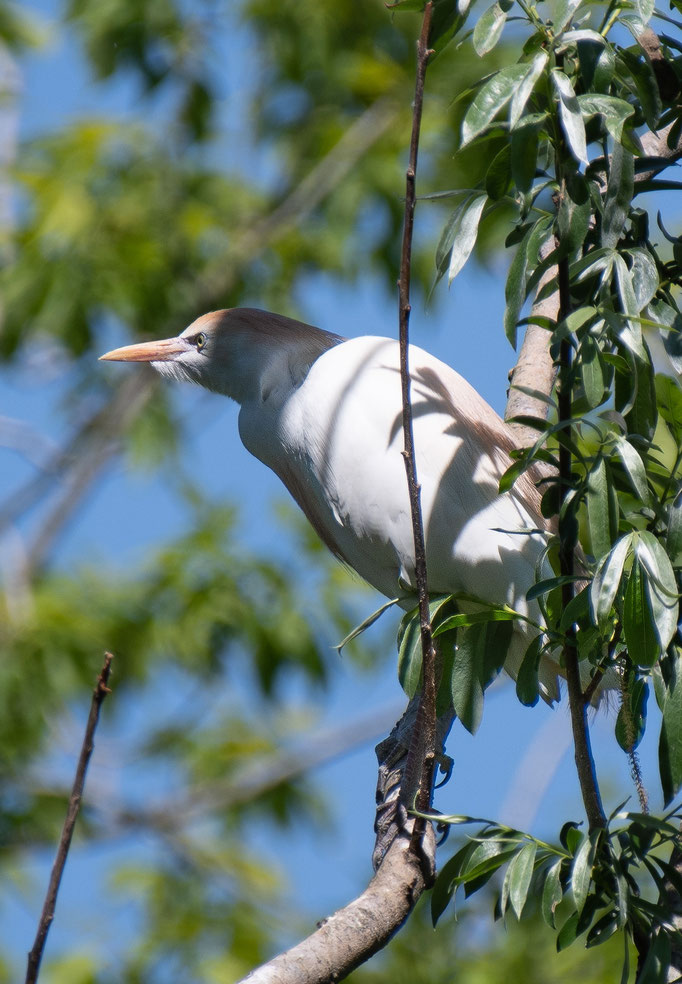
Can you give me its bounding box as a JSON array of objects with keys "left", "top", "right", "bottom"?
[{"left": 1, "top": 1, "right": 672, "bottom": 976}]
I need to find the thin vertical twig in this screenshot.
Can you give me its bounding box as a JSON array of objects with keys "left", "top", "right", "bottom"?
[
  {"left": 556, "top": 253, "right": 605, "bottom": 832},
  {"left": 396, "top": 2, "right": 438, "bottom": 861},
  {"left": 25, "top": 653, "right": 114, "bottom": 984}
]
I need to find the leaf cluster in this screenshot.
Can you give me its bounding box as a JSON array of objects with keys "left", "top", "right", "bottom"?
[{"left": 430, "top": 807, "right": 682, "bottom": 980}]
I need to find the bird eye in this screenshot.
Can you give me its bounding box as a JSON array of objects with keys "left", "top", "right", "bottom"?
[{"left": 194, "top": 332, "right": 207, "bottom": 350}]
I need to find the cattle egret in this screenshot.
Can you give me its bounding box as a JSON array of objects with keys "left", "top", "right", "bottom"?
[{"left": 100, "top": 308, "right": 561, "bottom": 702}]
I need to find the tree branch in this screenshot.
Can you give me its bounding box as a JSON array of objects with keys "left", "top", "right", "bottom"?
[
  {"left": 396, "top": 0, "right": 438, "bottom": 870},
  {"left": 25, "top": 652, "right": 114, "bottom": 984}
]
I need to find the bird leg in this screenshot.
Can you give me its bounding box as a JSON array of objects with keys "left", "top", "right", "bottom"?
[{"left": 372, "top": 694, "right": 454, "bottom": 877}]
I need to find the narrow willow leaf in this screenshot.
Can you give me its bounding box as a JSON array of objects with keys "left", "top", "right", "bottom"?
[
  {"left": 571, "top": 832, "right": 597, "bottom": 914},
  {"left": 515, "top": 634, "right": 543, "bottom": 706},
  {"left": 586, "top": 457, "right": 615, "bottom": 560},
  {"left": 581, "top": 335, "right": 605, "bottom": 407},
  {"left": 430, "top": 842, "right": 476, "bottom": 924},
  {"left": 636, "top": 533, "right": 679, "bottom": 652},
  {"left": 504, "top": 216, "right": 553, "bottom": 346},
  {"left": 510, "top": 51, "right": 548, "bottom": 128},
  {"left": 556, "top": 910, "right": 581, "bottom": 950},
  {"left": 614, "top": 258, "right": 646, "bottom": 359},
  {"left": 590, "top": 534, "right": 633, "bottom": 627},
  {"left": 335, "top": 598, "right": 398, "bottom": 652},
  {"left": 448, "top": 194, "right": 487, "bottom": 283},
  {"left": 586, "top": 909, "right": 619, "bottom": 947},
  {"left": 472, "top": 0, "right": 509, "bottom": 56},
  {"left": 603, "top": 142, "right": 634, "bottom": 249},
  {"left": 508, "top": 841, "right": 537, "bottom": 918},
  {"left": 667, "top": 491, "right": 682, "bottom": 566},
  {"left": 615, "top": 677, "right": 649, "bottom": 749},
  {"left": 557, "top": 173, "right": 590, "bottom": 255},
  {"left": 613, "top": 436, "right": 652, "bottom": 506},
  {"left": 551, "top": 69, "right": 588, "bottom": 164},
  {"left": 578, "top": 93, "right": 635, "bottom": 144},
  {"left": 637, "top": 928, "right": 671, "bottom": 984},
  {"left": 542, "top": 859, "right": 564, "bottom": 928},
  {"left": 553, "top": 0, "right": 583, "bottom": 33},
  {"left": 451, "top": 628, "right": 484, "bottom": 734},
  {"left": 462, "top": 64, "right": 528, "bottom": 145},
  {"left": 510, "top": 117, "right": 540, "bottom": 193},
  {"left": 434, "top": 196, "right": 471, "bottom": 281},
  {"left": 620, "top": 0, "right": 655, "bottom": 39},
  {"left": 626, "top": 248, "right": 658, "bottom": 310},
  {"left": 623, "top": 559, "right": 660, "bottom": 668},
  {"left": 485, "top": 145, "right": 511, "bottom": 200},
  {"left": 615, "top": 344, "right": 657, "bottom": 439},
  {"left": 618, "top": 49, "right": 661, "bottom": 131},
  {"left": 504, "top": 227, "right": 532, "bottom": 348},
  {"left": 398, "top": 611, "right": 422, "bottom": 697}
]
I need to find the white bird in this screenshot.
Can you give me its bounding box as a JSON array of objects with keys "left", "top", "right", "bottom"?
[{"left": 100, "top": 308, "right": 560, "bottom": 702}]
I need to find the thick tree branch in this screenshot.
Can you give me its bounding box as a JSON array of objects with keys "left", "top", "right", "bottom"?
[
  {"left": 505, "top": 239, "right": 558, "bottom": 441},
  {"left": 25, "top": 653, "right": 114, "bottom": 984}
]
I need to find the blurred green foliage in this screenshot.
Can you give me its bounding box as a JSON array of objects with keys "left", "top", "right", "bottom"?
[{"left": 3, "top": 0, "right": 680, "bottom": 979}]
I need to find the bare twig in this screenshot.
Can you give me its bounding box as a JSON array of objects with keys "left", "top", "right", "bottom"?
[
  {"left": 396, "top": 1, "right": 438, "bottom": 872},
  {"left": 25, "top": 653, "right": 114, "bottom": 984}
]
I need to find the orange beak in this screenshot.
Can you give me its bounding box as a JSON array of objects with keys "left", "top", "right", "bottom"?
[{"left": 99, "top": 337, "right": 188, "bottom": 363}]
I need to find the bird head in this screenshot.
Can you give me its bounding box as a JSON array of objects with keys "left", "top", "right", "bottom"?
[{"left": 99, "top": 308, "right": 342, "bottom": 405}]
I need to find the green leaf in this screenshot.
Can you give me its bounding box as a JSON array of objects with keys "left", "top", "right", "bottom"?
[
  {"left": 637, "top": 929, "right": 671, "bottom": 984},
  {"left": 620, "top": 0, "right": 655, "bottom": 40},
  {"left": 615, "top": 676, "right": 649, "bottom": 750},
  {"left": 334, "top": 597, "right": 398, "bottom": 653},
  {"left": 551, "top": 69, "right": 588, "bottom": 164},
  {"left": 451, "top": 628, "right": 484, "bottom": 733},
  {"left": 590, "top": 534, "right": 633, "bottom": 627},
  {"left": 542, "top": 858, "right": 564, "bottom": 928},
  {"left": 434, "top": 607, "right": 518, "bottom": 635},
  {"left": 472, "top": 0, "right": 509, "bottom": 56},
  {"left": 556, "top": 910, "right": 581, "bottom": 950},
  {"left": 553, "top": 0, "right": 583, "bottom": 33},
  {"left": 462, "top": 64, "right": 528, "bottom": 145},
  {"left": 508, "top": 841, "right": 537, "bottom": 919},
  {"left": 515, "top": 635, "right": 543, "bottom": 706},
  {"left": 571, "top": 831, "right": 598, "bottom": 914},
  {"left": 613, "top": 436, "right": 651, "bottom": 506},
  {"left": 667, "top": 491, "right": 682, "bottom": 567},
  {"left": 485, "top": 146, "right": 511, "bottom": 201},
  {"left": 657, "top": 374, "right": 682, "bottom": 444},
  {"left": 434, "top": 195, "right": 471, "bottom": 282},
  {"left": 450, "top": 620, "right": 512, "bottom": 733},
  {"left": 504, "top": 216, "right": 553, "bottom": 346},
  {"left": 510, "top": 52, "right": 548, "bottom": 129},
  {"left": 431, "top": 841, "right": 476, "bottom": 924},
  {"left": 511, "top": 113, "right": 545, "bottom": 193},
  {"left": 397, "top": 612, "right": 423, "bottom": 697},
  {"left": 586, "top": 908, "right": 619, "bottom": 947},
  {"left": 623, "top": 559, "right": 660, "bottom": 669},
  {"left": 586, "top": 457, "right": 616, "bottom": 561},
  {"left": 580, "top": 334, "right": 605, "bottom": 407},
  {"left": 618, "top": 49, "right": 661, "bottom": 131},
  {"left": 448, "top": 194, "right": 487, "bottom": 282},
  {"left": 602, "top": 142, "right": 634, "bottom": 249},
  {"left": 557, "top": 172, "right": 591, "bottom": 256},
  {"left": 615, "top": 343, "right": 657, "bottom": 439},
  {"left": 626, "top": 248, "right": 658, "bottom": 311},
  {"left": 577, "top": 93, "right": 635, "bottom": 144},
  {"left": 636, "top": 532, "right": 679, "bottom": 652}
]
